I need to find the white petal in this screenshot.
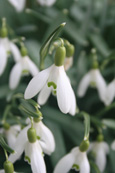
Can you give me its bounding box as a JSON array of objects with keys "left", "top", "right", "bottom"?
[
  {"left": 6, "top": 130, "right": 17, "bottom": 148},
  {"left": 26, "top": 56, "right": 39, "bottom": 76},
  {"left": 69, "top": 88, "right": 76, "bottom": 116},
  {"left": 94, "top": 69, "right": 106, "bottom": 101},
  {"left": 0, "top": 44, "right": 7, "bottom": 76},
  {"left": 8, "top": 126, "right": 29, "bottom": 163},
  {"left": 111, "top": 140, "right": 115, "bottom": 150},
  {"left": 8, "top": 0, "right": 26, "bottom": 12},
  {"left": 37, "top": 0, "right": 56, "bottom": 6},
  {"left": 64, "top": 57, "right": 73, "bottom": 71},
  {"left": 77, "top": 72, "right": 91, "bottom": 97},
  {"left": 24, "top": 65, "right": 53, "bottom": 99},
  {"left": 34, "top": 121, "right": 55, "bottom": 155},
  {"left": 37, "top": 84, "right": 52, "bottom": 105},
  {"left": 54, "top": 152, "right": 75, "bottom": 173},
  {"left": 9, "top": 62, "right": 22, "bottom": 90},
  {"left": 102, "top": 142, "right": 109, "bottom": 154},
  {"left": 25, "top": 141, "right": 46, "bottom": 173},
  {"left": 10, "top": 42, "right": 21, "bottom": 62},
  {"left": 104, "top": 79, "right": 115, "bottom": 106},
  {"left": 80, "top": 155, "right": 90, "bottom": 173},
  {"left": 57, "top": 66, "right": 73, "bottom": 114},
  {"left": 0, "top": 170, "right": 4, "bottom": 173},
  {"left": 96, "top": 148, "right": 106, "bottom": 172}
]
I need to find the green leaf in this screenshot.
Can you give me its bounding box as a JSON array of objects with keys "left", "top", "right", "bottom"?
[
  {"left": 19, "top": 104, "right": 39, "bottom": 118},
  {"left": 102, "top": 119, "right": 115, "bottom": 129},
  {"left": 0, "top": 134, "right": 14, "bottom": 153},
  {"left": 40, "top": 22, "right": 66, "bottom": 70}
]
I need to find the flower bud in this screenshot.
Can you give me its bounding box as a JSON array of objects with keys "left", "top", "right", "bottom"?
[
  {"left": 1, "top": 27, "right": 8, "bottom": 38},
  {"left": 3, "top": 123, "right": 10, "bottom": 130},
  {"left": 3, "top": 161, "right": 14, "bottom": 173},
  {"left": 54, "top": 46, "right": 66, "bottom": 66},
  {"left": 21, "top": 46, "right": 28, "bottom": 57},
  {"left": 27, "top": 127, "right": 37, "bottom": 143},
  {"left": 79, "top": 139, "right": 90, "bottom": 152},
  {"left": 66, "top": 44, "right": 75, "bottom": 57},
  {"left": 96, "top": 134, "right": 104, "bottom": 142}
]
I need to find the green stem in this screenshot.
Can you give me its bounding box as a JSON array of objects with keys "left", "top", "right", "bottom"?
[
  {"left": 95, "top": 102, "right": 115, "bottom": 117},
  {"left": 2, "top": 105, "right": 12, "bottom": 123},
  {"left": 4, "top": 149, "right": 8, "bottom": 161}
]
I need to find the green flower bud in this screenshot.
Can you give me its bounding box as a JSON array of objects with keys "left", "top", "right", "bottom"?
[
  {"left": 79, "top": 140, "right": 90, "bottom": 152},
  {"left": 3, "top": 123, "right": 10, "bottom": 130},
  {"left": 33, "top": 117, "right": 41, "bottom": 123},
  {"left": 66, "top": 44, "right": 75, "bottom": 57},
  {"left": 27, "top": 127, "right": 37, "bottom": 143},
  {"left": 21, "top": 46, "right": 28, "bottom": 57},
  {"left": 1, "top": 27, "right": 8, "bottom": 38},
  {"left": 4, "top": 161, "right": 14, "bottom": 173},
  {"left": 96, "top": 134, "right": 104, "bottom": 142},
  {"left": 54, "top": 46, "right": 66, "bottom": 66},
  {"left": 92, "top": 61, "right": 98, "bottom": 69}
]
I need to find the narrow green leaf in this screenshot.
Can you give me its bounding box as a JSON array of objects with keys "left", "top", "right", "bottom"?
[
  {"left": 19, "top": 104, "right": 39, "bottom": 118},
  {"left": 40, "top": 22, "right": 66, "bottom": 70},
  {"left": 0, "top": 134, "right": 14, "bottom": 153},
  {"left": 90, "top": 161, "right": 100, "bottom": 173}
]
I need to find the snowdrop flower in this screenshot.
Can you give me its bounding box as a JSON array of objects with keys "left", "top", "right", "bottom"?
[
  {"left": 9, "top": 119, "right": 55, "bottom": 173},
  {"left": 103, "top": 79, "right": 115, "bottom": 106},
  {"left": 89, "top": 138, "right": 109, "bottom": 172},
  {"left": 54, "top": 140, "right": 90, "bottom": 173},
  {"left": 0, "top": 33, "right": 21, "bottom": 76},
  {"left": 9, "top": 46, "right": 39, "bottom": 90},
  {"left": 25, "top": 46, "right": 76, "bottom": 115},
  {"left": 111, "top": 140, "right": 115, "bottom": 150},
  {"left": 0, "top": 123, "right": 21, "bottom": 148},
  {"left": 8, "top": 0, "right": 56, "bottom": 12},
  {"left": 77, "top": 68, "right": 106, "bottom": 102}
]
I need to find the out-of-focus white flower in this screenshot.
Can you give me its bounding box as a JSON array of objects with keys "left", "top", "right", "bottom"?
[
  {"left": 33, "top": 120, "right": 55, "bottom": 155},
  {"left": 37, "top": 0, "right": 56, "bottom": 6},
  {"left": 8, "top": 0, "right": 56, "bottom": 12},
  {"left": 111, "top": 140, "right": 115, "bottom": 150},
  {"left": 24, "top": 64, "right": 76, "bottom": 115},
  {"left": 103, "top": 79, "right": 115, "bottom": 106},
  {"left": 77, "top": 69, "right": 106, "bottom": 102},
  {"left": 64, "top": 57, "right": 73, "bottom": 71},
  {"left": 0, "top": 38, "right": 21, "bottom": 76},
  {"left": 54, "top": 147, "right": 90, "bottom": 173},
  {"left": 8, "top": 0, "right": 26, "bottom": 12},
  {"left": 89, "top": 141, "right": 109, "bottom": 172},
  {"left": 0, "top": 124, "right": 21, "bottom": 148},
  {"left": 9, "top": 120, "right": 55, "bottom": 173},
  {"left": 9, "top": 55, "right": 39, "bottom": 90}
]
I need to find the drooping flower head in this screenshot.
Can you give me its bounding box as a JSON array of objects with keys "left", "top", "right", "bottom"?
[
  {"left": 0, "top": 123, "right": 21, "bottom": 148},
  {"left": 88, "top": 134, "right": 109, "bottom": 172},
  {"left": 54, "top": 140, "right": 90, "bottom": 173},
  {"left": 9, "top": 46, "right": 39, "bottom": 90},
  {"left": 0, "top": 18, "right": 21, "bottom": 76},
  {"left": 24, "top": 46, "right": 77, "bottom": 115},
  {"left": 77, "top": 49, "right": 106, "bottom": 102},
  {"left": 8, "top": 118, "right": 55, "bottom": 173}
]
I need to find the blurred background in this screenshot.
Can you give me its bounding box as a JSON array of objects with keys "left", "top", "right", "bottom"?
[{"left": 0, "top": 0, "right": 115, "bottom": 172}]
